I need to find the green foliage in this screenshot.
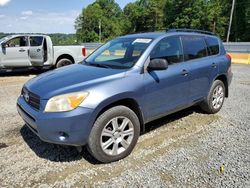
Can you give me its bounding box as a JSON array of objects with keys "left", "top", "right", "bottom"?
[
  {"left": 231, "top": 0, "right": 250, "bottom": 41},
  {"left": 2, "top": 0, "right": 249, "bottom": 42},
  {"left": 49, "top": 34, "right": 77, "bottom": 45},
  {"left": 0, "top": 33, "right": 7, "bottom": 39},
  {"left": 75, "top": 0, "right": 125, "bottom": 42},
  {"left": 163, "top": 0, "right": 229, "bottom": 39},
  {"left": 76, "top": 0, "right": 240, "bottom": 42}
]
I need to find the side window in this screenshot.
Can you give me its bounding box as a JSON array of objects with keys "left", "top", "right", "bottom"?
[
  {"left": 150, "top": 36, "right": 183, "bottom": 64},
  {"left": 29, "top": 36, "right": 44, "bottom": 47},
  {"left": 6, "top": 37, "right": 28, "bottom": 47},
  {"left": 205, "top": 37, "right": 219, "bottom": 56},
  {"left": 182, "top": 36, "right": 208, "bottom": 61}
]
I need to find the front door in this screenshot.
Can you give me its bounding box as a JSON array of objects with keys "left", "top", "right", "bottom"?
[
  {"left": 1, "top": 36, "right": 30, "bottom": 67},
  {"left": 28, "top": 36, "right": 44, "bottom": 66},
  {"left": 143, "top": 36, "right": 190, "bottom": 122}
]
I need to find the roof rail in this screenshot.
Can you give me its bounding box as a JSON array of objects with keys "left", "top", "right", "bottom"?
[{"left": 167, "top": 28, "right": 215, "bottom": 36}]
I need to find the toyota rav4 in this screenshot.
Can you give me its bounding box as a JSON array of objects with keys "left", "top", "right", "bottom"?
[{"left": 17, "top": 29, "right": 233, "bottom": 163}]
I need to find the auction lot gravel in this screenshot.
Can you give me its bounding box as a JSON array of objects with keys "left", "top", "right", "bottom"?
[{"left": 0, "top": 64, "right": 249, "bottom": 187}]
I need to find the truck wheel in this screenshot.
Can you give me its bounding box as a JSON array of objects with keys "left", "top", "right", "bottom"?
[
  {"left": 87, "top": 106, "right": 140, "bottom": 163},
  {"left": 200, "top": 80, "right": 225, "bottom": 114},
  {"left": 56, "top": 58, "right": 73, "bottom": 68}
]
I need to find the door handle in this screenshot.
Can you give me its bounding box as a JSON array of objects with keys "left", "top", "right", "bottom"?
[
  {"left": 211, "top": 63, "right": 217, "bottom": 68},
  {"left": 19, "top": 49, "right": 26, "bottom": 52},
  {"left": 37, "top": 49, "right": 41, "bottom": 52},
  {"left": 181, "top": 69, "right": 189, "bottom": 76}
]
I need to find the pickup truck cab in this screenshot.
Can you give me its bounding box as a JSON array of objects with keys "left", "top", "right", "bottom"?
[
  {"left": 17, "top": 29, "right": 232, "bottom": 163},
  {"left": 0, "top": 34, "right": 86, "bottom": 69}
]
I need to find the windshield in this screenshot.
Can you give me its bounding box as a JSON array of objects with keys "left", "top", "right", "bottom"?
[
  {"left": 0, "top": 35, "right": 12, "bottom": 44},
  {"left": 84, "top": 37, "right": 152, "bottom": 69}
]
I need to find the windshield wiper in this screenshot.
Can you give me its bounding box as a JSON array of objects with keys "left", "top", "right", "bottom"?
[{"left": 87, "top": 63, "right": 111, "bottom": 69}]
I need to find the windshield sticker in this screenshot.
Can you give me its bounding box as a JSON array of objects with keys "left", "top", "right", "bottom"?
[{"left": 132, "top": 38, "right": 152, "bottom": 44}]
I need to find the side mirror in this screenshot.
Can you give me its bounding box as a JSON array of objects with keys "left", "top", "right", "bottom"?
[{"left": 148, "top": 58, "right": 168, "bottom": 71}]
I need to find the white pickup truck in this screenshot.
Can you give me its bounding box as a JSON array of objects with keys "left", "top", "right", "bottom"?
[{"left": 0, "top": 34, "right": 86, "bottom": 69}]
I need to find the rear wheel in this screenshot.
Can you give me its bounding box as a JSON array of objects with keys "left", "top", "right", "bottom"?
[
  {"left": 56, "top": 58, "right": 73, "bottom": 68},
  {"left": 87, "top": 106, "right": 140, "bottom": 163},
  {"left": 200, "top": 80, "right": 225, "bottom": 114}
]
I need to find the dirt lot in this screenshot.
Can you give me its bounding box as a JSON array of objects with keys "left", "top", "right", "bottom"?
[{"left": 0, "top": 65, "right": 249, "bottom": 187}]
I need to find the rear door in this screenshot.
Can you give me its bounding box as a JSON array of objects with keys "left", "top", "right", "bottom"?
[
  {"left": 181, "top": 35, "right": 219, "bottom": 103},
  {"left": 143, "top": 36, "right": 190, "bottom": 121},
  {"left": 28, "top": 36, "right": 44, "bottom": 66},
  {"left": 1, "top": 36, "right": 30, "bottom": 67}
]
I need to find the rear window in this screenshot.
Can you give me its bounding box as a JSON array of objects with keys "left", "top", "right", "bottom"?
[
  {"left": 182, "top": 36, "right": 207, "bottom": 61},
  {"left": 205, "top": 37, "right": 220, "bottom": 55},
  {"left": 29, "top": 36, "right": 44, "bottom": 46}
]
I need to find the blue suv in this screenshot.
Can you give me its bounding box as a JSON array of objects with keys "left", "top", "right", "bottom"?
[{"left": 17, "top": 29, "right": 232, "bottom": 163}]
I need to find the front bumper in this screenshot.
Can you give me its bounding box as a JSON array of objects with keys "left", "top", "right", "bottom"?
[{"left": 17, "top": 96, "right": 94, "bottom": 146}]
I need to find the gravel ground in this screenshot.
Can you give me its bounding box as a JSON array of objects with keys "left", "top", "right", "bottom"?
[{"left": 0, "top": 64, "right": 249, "bottom": 187}]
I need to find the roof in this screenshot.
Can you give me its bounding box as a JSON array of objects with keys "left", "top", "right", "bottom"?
[
  {"left": 3, "top": 34, "right": 47, "bottom": 38},
  {"left": 119, "top": 30, "right": 218, "bottom": 40},
  {"left": 119, "top": 32, "right": 166, "bottom": 39}
]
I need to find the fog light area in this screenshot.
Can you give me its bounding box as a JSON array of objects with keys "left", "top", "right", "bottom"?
[{"left": 58, "top": 132, "right": 69, "bottom": 141}]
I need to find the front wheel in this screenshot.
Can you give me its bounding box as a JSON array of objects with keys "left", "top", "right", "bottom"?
[
  {"left": 87, "top": 106, "right": 140, "bottom": 163},
  {"left": 200, "top": 80, "right": 225, "bottom": 114}
]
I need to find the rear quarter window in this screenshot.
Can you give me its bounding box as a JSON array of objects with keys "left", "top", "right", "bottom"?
[
  {"left": 205, "top": 37, "right": 220, "bottom": 55},
  {"left": 29, "top": 36, "right": 44, "bottom": 47},
  {"left": 182, "top": 36, "right": 208, "bottom": 61}
]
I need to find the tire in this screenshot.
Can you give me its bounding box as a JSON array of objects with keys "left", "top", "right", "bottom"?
[
  {"left": 56, "top": 58, "right": 73, "bottom": 68},
  {"left": 200, "top": 80, "right": 225, "bottom": 114},
  {"left": 87, "top": 106, "right": 140, "bottom": 163}
]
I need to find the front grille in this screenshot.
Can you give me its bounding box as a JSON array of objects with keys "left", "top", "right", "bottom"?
[
  {"left": 17, "top": 104, "right": 36, "bottom": 122},
  {"left": 22, "top": 87, "right": 40, "bottom": 110}
]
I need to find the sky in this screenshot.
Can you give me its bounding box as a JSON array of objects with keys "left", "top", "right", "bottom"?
[{"left": 0, "top": 0, "right": 136, "bottom": 34}]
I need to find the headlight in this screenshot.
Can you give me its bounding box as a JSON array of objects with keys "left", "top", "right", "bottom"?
[{"left": 44, "top": 92, "right": 89, "bottom": 112}]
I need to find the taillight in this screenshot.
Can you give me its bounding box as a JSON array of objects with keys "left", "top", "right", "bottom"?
[
  {"left": 82, "top": 48, "right": 86, "bottom": 56},
  {"left": 226, "top": 53, "right": 232, "bottom": 61}
]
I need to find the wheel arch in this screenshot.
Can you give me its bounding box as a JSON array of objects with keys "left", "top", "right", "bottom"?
[
  {"left": 215, "top": 74, "right": 228, "bottom": 97},
  {"left": 56, "top": 54, "right": 75, "bottom": 65},
  {"left": 94, "top": 98, "right": 145, "bottom": 133}
]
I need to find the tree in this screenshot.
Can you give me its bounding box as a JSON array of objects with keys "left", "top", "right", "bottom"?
[
  {"left": 164, "top": 0, "right": 207, "bottom": 29},
  {"left": 144, "top": 0, "right": 166, "bottom": 31},
  {"left": 123, "top": 0, "right": 166, "bottom": 33},
  {"left": 164, "top": 0, "right": 230, "bottom": 40},
  {"left": 123, "top": 2, "right": 147, "bottom": 32},
  {"left": 75, "top": 0, "right": 125, "bottom": 42},
  {"left": 75, "top": 0, "right": 248, "bottom": 42},
  {"left": 206, "top": 0, "right": 229, "bottom": 40},
  {"left": 231, "top": 0, "right": 250, "bottom": 41}
]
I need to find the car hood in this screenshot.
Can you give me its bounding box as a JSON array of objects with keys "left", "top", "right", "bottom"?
[{"left": 25, "top": 64, "right": 126, "bottom": 99}]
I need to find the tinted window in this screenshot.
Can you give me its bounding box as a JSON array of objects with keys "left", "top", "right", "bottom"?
[
  {"left": 30, "top": 36, "right": 44, "bottom": 46},
  {"left": 205, "top": 37, "right": 219, "bottom": 55},
  {"left": 151, "top": 36, "right": 183, "bottom": 64},
  {"left": 182, "top": 36, "right": 207, "bottom": 61}
]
